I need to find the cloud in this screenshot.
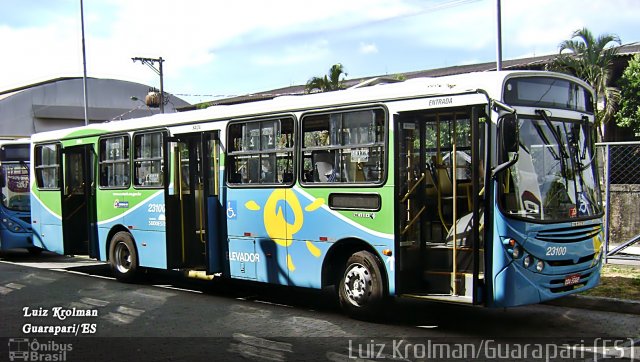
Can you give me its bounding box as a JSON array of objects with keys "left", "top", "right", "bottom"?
[
  {"left": 251, "top": 40, "right": 331, "bottom": 67},
  {"left": 1, "top": 0, "right": 639, "bottom": 98},
  {"left": 359, "top": 42, "right": 379, "bottom": 55}
]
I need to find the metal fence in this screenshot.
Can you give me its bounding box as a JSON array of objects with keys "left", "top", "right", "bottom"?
[{"left": 597, "top": 142, "right": 640, "bottom": 262}]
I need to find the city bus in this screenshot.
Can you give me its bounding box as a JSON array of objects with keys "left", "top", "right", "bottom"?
[
  {"left": 29, "top": 71, "right": 603, "bottom": 317},
  {"left": 0, "top": 139, "right": 39, "bottom": 254}
]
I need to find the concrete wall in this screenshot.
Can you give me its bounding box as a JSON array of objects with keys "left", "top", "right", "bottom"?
[{"left": 608, "top": 184, "right": 640, "bottom": 245}]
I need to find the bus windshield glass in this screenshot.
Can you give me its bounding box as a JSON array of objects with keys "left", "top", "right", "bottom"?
[
  {"left": 499, "top": 117, "right": 602, "bottom": 222},
  {"left": 1, "top": 163, "right": 30, "bottom": 211},
  {"left": 504, "top": 77, "right": 593, "bottom": 113}
]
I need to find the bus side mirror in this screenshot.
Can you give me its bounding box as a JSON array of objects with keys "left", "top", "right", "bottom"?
[
  {"left": 500, "top": 114, "right": 519, "bottom": 153},
  {"left": 492, "top": 114, "right": 519, "bottom": 179}
]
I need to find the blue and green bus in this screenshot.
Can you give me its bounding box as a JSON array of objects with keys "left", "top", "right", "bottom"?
[
  {"left": 29, "top": 71, "right": 603, "bottom": 317},
  {"left": 0, "top": 139, "right": 39, "bottom": 254}
]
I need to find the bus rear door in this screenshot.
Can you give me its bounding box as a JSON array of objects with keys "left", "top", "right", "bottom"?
[
  {"left": 61, "top": 145, "right": 99, "bottom": 258},
  {"left": 165, "top": 131, "right": 222, "bottom": 273}
]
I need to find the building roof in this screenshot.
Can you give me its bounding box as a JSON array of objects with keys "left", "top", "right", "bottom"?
[{"left": 183, "top": 42, "right": 639, "bottom": 110}]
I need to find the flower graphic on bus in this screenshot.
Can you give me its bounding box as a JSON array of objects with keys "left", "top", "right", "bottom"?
[{"left": 244, "top": 189, "right": 323, "bottom": 271}]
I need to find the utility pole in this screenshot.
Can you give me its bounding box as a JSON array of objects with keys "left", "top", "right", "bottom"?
[
  {"left": 496, "top": 0, "right": 503, "bottom": 71},
  {"left": 80, "top": 0, "right": 89, "bottom": 125},
  {"left": 132, "top": 57, "right": 165, "bottom": 113}
]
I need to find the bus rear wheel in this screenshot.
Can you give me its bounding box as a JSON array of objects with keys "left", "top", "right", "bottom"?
[
  {"left": 109, "top": 232, "right": 138, "bottom": 282},
  {"left": 338, "top": 250, "right": 385, "bottom": 318}
]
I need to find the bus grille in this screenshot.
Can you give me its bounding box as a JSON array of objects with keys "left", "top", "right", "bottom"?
[
  {"left": 535, "top": 224, "right": 602, "bottom": 243},
  {"left": 19, "top": 216, "right": 31, "bottom": 224},
  {"left": 547, "top": 253, "right": 595, "bottom": 267}
]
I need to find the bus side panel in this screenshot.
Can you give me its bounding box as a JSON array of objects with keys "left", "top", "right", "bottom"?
[
  {"left": 130, "top": 230, "right": 167, "bottom": 269},
  {"left": 97, "top": 225, "right": 116, "bottom": 262},
  {"left": 288, "top": 187, "right": 395, "bottom": 292},
  {"left": 226, "top": 188, "right": 395, "bottom": 293},
  {"left": 227, "top": 237, "right": 257, "bottom": 280},
  {"left": 225, "top": 188, "right": 288, "bottom": 283},
  {"left": 96, "top": 190, "right": 167, "bottom": 268},
  {"left": 30, "top": 191, "right": 63, "bottom": 254},
  {"left": 122, "top": 191, "right": 167, "bottom": 269}
]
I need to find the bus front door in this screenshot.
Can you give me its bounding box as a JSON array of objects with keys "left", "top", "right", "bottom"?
[
  {"left": 165, "top": 131, "right": 222, "bottom": 273},
  {"left": 396, "top": 107, "right": 485, "bottom": 304},
  {"left": 61, "top": 145, "right": 98, "bottom": 258}
]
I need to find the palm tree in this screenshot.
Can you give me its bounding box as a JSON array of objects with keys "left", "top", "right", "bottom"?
[
  {"left": 305, "top": 63, "right": 348, "bottom": 93},
  {"left": 548, "top": 28, "right": 621, "bottom": 133}
]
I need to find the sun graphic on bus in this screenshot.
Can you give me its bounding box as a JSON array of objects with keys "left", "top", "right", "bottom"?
[{"left": 244, "top": 189, "right": 323, "bottom": 271}]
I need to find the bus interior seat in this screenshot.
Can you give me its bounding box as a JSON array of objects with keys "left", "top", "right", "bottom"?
[
  {"left": 312, "top": 151, "right": 334, "bottom": 182},
  {"left": 282, "top": 172, "right": 294, "bottom": 183},
  {"left": 229, "top": 172, "right": 242, "bottom": 184},
  {"left": 247, "top": 158, "right": 260, "bottom": 183},
  {"left": 343, "top": 158, "right": 366, "bottom": 183}
]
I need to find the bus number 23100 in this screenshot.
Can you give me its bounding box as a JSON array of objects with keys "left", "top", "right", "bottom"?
[
  {"left": 148, "top": 203, "right": 165, "bottom": 213},
  {"left": 546, "top": 246, "right": 567, "bottom": 256}
]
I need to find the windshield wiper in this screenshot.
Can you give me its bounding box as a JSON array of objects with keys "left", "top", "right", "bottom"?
[
  {"left": 535, "top": 110, "right": 569, "bottom": 159},
  {"left": 535, "top": 109, "right": 570, "bottom": 181}
]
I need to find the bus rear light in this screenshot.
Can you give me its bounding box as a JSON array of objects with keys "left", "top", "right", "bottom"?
[{"left": 319, "top": 236, "right": 328, "bottom": 241}]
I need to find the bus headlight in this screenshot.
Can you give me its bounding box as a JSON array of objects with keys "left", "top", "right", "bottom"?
[
  {"left": 536, "top": 260, "right": 545, "bottom": 272},
  {"left": 523, "top": 256, "right": 532, "bottom": 268},
  {"left": 1, "top": 217, "right": 25, "bottom": 233},
  {"left": 512, "top": 245, "right": 521, "bottom": 259},
  {"left": 504, "top": 238, "right": 522, "bottom": 259}
]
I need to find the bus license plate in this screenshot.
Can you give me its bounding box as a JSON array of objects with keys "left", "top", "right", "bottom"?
[{"left": 564, "top": 274, "right": 581, "bottom": 286}]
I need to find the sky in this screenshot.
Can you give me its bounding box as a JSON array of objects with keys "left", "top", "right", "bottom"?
[{"left": 1, "top": 0, "right": 640, "bottom": 105}]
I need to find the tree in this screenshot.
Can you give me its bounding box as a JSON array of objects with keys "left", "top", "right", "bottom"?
[
  {"left": 615, "top": 54, "right": 640, "bottom": 134},
  {"left": 305, "top": 63, "right": 347, "bottom": 93},
  {"left": 548, "top": 28, "right": 621, "bottom": 133}
]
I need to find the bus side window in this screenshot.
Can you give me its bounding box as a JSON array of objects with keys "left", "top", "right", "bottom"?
[{"left": 226, "top": 117, "right": 295, "bottom": 187}]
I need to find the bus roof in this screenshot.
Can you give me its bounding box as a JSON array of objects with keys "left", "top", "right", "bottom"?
[{"left": 30, "top": 70, "right": 592, "bottom": 143}]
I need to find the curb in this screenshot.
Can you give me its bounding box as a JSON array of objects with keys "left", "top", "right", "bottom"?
[{"left": 545, "top": 294, "right": 640, "bottom": 315}]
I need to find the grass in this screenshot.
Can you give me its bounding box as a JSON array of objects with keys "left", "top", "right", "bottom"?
[{"left": 582, "top": 263, "right": 640, "bottom": 300}]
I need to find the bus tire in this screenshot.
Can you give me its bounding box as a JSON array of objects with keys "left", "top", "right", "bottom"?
[
  {"left": 338, "top": 250, "right": 385, "bottom": 318},
  {"left": 109, "top": 232, "right": 138, "bottom": 282}
]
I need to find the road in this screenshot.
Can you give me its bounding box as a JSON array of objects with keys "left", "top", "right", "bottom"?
[{"left": 0, "top": 250, "right": 638, "bottom": 361}]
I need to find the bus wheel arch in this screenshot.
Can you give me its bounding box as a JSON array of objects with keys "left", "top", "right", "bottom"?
[
  {"left": 105, "top": 225, "right": 129, "bottom": 262},
  {"left": 107, "top": 229, "right": 139, "bottom": 282},
  {"left": 322, "top": 238, "right": 388, "bottom": 317}
]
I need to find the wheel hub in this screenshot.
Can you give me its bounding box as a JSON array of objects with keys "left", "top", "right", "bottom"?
[
  {"left": 344, "top": 264, "right": 371, "bottom": 306},
  {"left": 115, "top": 243, "right": 131, "bottom": 274}
]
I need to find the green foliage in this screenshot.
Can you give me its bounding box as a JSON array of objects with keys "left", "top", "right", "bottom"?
[
  {"left": 547, "top": 28, "right": 621, "bottom": 128},
  {"left": 305, "top": 63, "right": 348, "bottom": 93},
  {"left": 615, "top": 54, "right": 640, "bottom": 133},
  {"left": 196, "top": 102, "right": 212, "bottom": 110},
  {"left": 394, "top": 74, "right": 407, "bottom": 81}
]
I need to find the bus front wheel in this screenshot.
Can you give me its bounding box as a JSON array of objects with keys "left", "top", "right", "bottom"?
[
  {"left": 109, "top": 232, "right": 138, "bottom": 282},
  {"left": 338, "top": 250, "right": 385, "bottom": 318}
]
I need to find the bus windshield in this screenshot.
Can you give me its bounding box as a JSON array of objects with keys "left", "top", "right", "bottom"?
[
  {"left": 1, "top": 163, "right": 30, "bottom": 211},
  {"left": 500, "top": 117, "right": 602, "bottom": 222}
]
